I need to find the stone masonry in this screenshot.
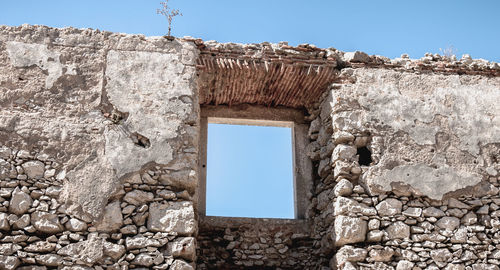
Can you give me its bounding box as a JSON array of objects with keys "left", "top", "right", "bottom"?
[
  {"left": 307, "top": 68, "right": 500, "bottom": 269},
  {"left": 0, "top": 24, "right": 499, "bottom": 269}
]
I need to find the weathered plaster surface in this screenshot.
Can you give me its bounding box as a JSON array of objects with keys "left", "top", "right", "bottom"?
[
  {"left": 309, "top": 62, "right": 500, "bottom": 268},
  {"left": 6, "top": 41, "right": 77, "bottom": 89},
  {"left": 1, "top": 25, "right": 199, "bottom": 221},
  {"left": 62, "top": 45, "right": 199, "bottom": 220},
  {"left": 1, "top": 38, "right": 106, "bottom": 221},
  {"left": 369, "top": 164, "right": 481, "bottom": 200},
  {"left": 327, "top": 68, "right": 500, "bottom": 199},
  {"left": 0, "top": 24, "right": 201, "bottom": 269},
  {"left": 104, "top": 49, "right": 197, "bottom": 178},
  {"left": 355, "top": 72, "right": 500, "bottom": 155}
]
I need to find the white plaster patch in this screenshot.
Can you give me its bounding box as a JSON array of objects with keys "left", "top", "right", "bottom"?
[
  {"left": 6, "top": 41, "right": 75, "bottom": 89},
  {"left": 366, "top": 164, "right": 482, "bottom": 200},
  {"left": 357, "top": 76, "right": 500, "bottom": 155},
  {"left": 104, "top": 50, "right": 195, "bottom": 178},
  {"left": 104, "top": 126, "right": 174, "bottom": 178},
  {"left": 434, "top": 86, "right": 500, "bottom": 156},
  {"left": 358, "top": 84, "right": 449, "bottom": 145}
]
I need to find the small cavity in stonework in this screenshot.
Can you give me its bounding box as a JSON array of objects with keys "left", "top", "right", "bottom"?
[
  {"left": 131, "top": 132, "right": 151, "bottom": 148},
  {"left": 357, "top": 146, "right": 372, "bottom": 166}
]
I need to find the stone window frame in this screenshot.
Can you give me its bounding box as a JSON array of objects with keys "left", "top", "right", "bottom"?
[{"left": 198, "top": 105, "right": 313, "bottom": 220}]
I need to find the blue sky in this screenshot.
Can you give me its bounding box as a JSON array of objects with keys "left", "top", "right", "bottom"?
[
  {"left": 1, "top": 0, "right": 500, "bottom": 61},
  {"left": 207, "top": 124, "right": 294, "bottom": 218},
  {"left": 2, "top": 1, "right": 499, "bottom": 218}
]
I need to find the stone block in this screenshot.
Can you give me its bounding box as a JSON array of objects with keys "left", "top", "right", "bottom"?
[
  {"left": 95, "top": 201, "right": 123, "bottom": 232},
  {"left": 148, "top": 202, "right": 196, "bottom": 235},
  {"left": 386, "top": 221, "right": 410, "bottom": 239},
  {"left": 376, "top": 198, "right": 402, "bottom": 216},
  {"left": 334, "top": 215, "right": 367, "bottom": 246}
]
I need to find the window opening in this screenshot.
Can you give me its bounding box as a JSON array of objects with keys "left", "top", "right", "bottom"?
[
  {"left": 206, "top": 123, "right": 294, "bottom": 218},
  {"left": 198, "top": 105, "right": 313, "bottom": 220}
]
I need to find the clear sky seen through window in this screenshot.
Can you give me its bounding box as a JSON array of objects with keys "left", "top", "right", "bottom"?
[{"left": 206, "top": 124, "right": 294, "bottom": 218}]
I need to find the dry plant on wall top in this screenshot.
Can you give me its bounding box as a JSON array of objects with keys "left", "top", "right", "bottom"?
[
  {"left": 157, "top": 0, "right": 182, "bottom": 38},
  {"left": 440, "top": 45, "right": 457, "bottom": 59}
]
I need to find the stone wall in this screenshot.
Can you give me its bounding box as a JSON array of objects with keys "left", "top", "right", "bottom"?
[
  {"left": 0, "top": 25, "right": 199, "bottom": 269},
  {"left": 307, "top": 67, "right": 500, "bottom": 269},
  {"left": 1, "top": 24, "right": 500, "bottom": 270},
  {"left": 197, "top": 217, "right": 314, "bottom": 269}
]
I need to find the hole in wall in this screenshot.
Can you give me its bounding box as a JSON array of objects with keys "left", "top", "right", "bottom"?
[
  {"left": 131, "top": 132, "right": 151, "bottom": 148},
  {"left": 357, "top": 146, "right": 372, "bottom": 166},
  {"left": 491, "top": 154, "right": 498, "bottom": 164}
]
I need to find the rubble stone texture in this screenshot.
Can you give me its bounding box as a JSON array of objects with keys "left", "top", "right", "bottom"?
[
  {"left": 309, "top": 64, "right": 500, "bottom": 269},
  {"left": 0, "top": 24, "right": 499, "bottom": 269},
  {"left": 0, "top": 24, "right": 198, "bottom": 269}
]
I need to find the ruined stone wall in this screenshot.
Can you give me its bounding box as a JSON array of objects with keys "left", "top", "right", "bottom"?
[
  {"left": 307, "top": 67, "right": 500, "bottom": 269},
  {"left": 1, "top": 25, "right": 500, "bottom": 270},
  {"left": 197, "top": 217, "right": 313, "bottom": 269},
  {"left": 0, "top": 25, "right": 199, "bottom": 269}
]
